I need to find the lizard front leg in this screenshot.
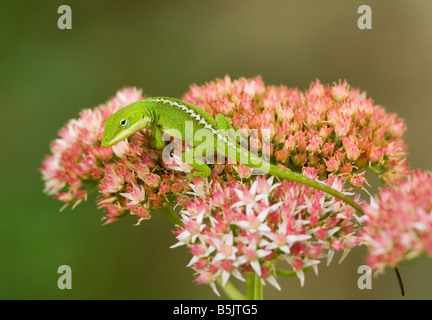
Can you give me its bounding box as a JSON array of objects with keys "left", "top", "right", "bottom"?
[{"left": 148, "top": 124, "right": 166, "bottom": 149}]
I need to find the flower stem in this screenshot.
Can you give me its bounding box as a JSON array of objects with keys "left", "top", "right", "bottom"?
[
  {"left": 246, "top": 273, "right": 255, "bottom": 300},
  {"left": 276, "top": 266, "right": 313, "bottom": 277},
  {"left": 367, "top": 164, "right": 384, "bottom": 176},
  {"left": 253, "top": 273, "right": 263, "bottom": 300},
  {"left": 159, "top": 204, "right": 183, "bottom": 227},
  {"left": 216, "top": 279, "right": 247, "bottom": 300},
  {"left": 246, "top": 273, "right": 263, "bottom": 300}
]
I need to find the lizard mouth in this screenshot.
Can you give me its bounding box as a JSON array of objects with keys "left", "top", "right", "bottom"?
[
  {"left": 101, "top": 137, "right": 115, "bottom": 148},
  {"left": 101, "top": 132, "right": 128, "bottom": 148},
  {"left": 101, "top": 138, "right": 112, "bottom": 148},
  {"left": 101, "top": 129, "right": 129, "bottom": 147}
]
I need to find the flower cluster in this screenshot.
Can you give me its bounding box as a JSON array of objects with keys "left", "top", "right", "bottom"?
[
  {"left": 41, "top": 88, "right": 189, "bottom": 224},
  {"left": 360, "top": 170, "right": 432, "bottom": 272},
  {"left": 172, "top": 174, "right": 361, "bottom": 295},
  {"left": 183, "top": 76, "right": 409, "bottom": 186}
]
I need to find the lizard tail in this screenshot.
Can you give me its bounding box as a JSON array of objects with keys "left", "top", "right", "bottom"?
[{"left": 268, "top": 164, "right": 364, "bottom": 214}]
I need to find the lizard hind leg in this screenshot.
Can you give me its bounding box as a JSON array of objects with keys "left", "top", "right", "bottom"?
[
  {"left": 177, "top": 147, "right": 212, "bottom": 199},
  {"left": 181, "top": 147, "right": 212, "bottom": 181}
]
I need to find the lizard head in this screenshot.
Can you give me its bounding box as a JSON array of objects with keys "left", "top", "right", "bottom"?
[{"left": 101, "top": 101, "right": 152, "bottom": 148}]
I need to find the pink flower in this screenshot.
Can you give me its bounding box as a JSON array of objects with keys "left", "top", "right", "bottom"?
[
  {"left": 335, "top": 114, "right": 351, "bottom": 137},
  {"left": 360, "top": 170, "right": 432, "bottom": 272},
  {"left": 324, "top": 156, "right": 340, "bottom": 173},
  {"left": 234, "top": 164, "right": 253, "bottom": 179},
  {"left": 193, "top": 271, "right": 220, "bottom": 296},
  {"left": 119, "top": 183, "right": 145, "bottom": 206},
  {"left": 331, "top": 80, "right": 350, "bottom": 101},
  {"left": 350, "top": 172, "right": 367, "bottom": 188},
  {"left": 342, "top": 135, "right": 361, "bottom": 161}
]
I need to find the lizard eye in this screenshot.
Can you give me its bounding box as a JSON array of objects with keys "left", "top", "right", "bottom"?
[{"left": 119, "top": 118, "right": 129, "bottom": 127}]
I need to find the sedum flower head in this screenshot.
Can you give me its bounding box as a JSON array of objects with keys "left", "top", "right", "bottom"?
[
  {"left": 183, "top": 76, "right": 409, "bottom": 186},
  {"left": 172, "top": 175, "right": 362, "bottom": 293},
  {"left": 360, "top": 170, "right": 432, "bottom": 272}
]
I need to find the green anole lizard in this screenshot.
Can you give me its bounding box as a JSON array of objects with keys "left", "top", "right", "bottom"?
[{"left": 101, "top": 97, "right": 362, "bottom": 213}]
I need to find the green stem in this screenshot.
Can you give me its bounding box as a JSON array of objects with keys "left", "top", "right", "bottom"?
[
  {"left": 246, "top": 272, "right": 263, "bottom": 300},
  {"left": 367, "top": 164, "right": 384, "bottom": 176},
  {"left": 276, "top": 266, "right": 313, "bottom": 277},
  {"left": 246, "top": 273, "right": 255, "bottom": 300},
  {"left": 276, "top": 269, "right": 297, "bottom": 277},
  {"left": 216, "top": 279, "right": 247, "bottom": 300},
  {"left": 366, "top": 165, "right": 388, "bottom": 186},
  {"left": 159, "top": 204, "right": 182, "bottom": 227},
  {"left": 253, "top": 273, "right": 263, "bottom": 300}
]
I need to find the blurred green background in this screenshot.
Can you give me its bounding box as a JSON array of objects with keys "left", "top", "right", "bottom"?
[{"left": 1, "top": 0, "right": 431, "bottom": 299}]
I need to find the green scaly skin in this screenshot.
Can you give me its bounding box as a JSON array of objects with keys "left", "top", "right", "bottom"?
[{"left": 101, "top": 97, "right": 363, "bottom": 213}]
